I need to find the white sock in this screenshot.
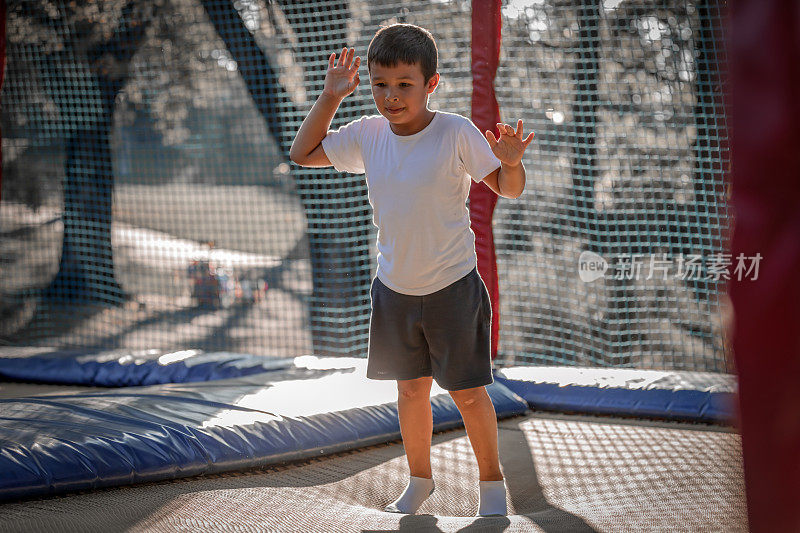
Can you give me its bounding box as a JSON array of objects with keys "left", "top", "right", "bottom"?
[
  {"left": 478, "top": 479, "right": 507, "bottom": 517},
  {"left": 385, "top": 475, "right": 435, "bottom": 514}
]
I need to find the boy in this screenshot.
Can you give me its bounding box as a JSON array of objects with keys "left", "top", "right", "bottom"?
[{"left": 290, "top": 23, "right": 533, "bottom": 517}]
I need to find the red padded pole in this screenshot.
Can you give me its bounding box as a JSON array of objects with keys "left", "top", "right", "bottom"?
[
  {"left": 470, "top": 0, "right": 502, "bottom": 359},
  {"left": 729, "top": 1, "right": 800, "bottom": 531},
  {"left": 0, "top": 0, "right": 6, "bottom": 204}
]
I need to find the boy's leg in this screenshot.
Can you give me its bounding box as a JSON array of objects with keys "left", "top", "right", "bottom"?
[
  {"left": 450, "top": 385, "right": 507, "bottom": 516},
  {"left": 449, "top": 385, "right": 502, "bottom": 481},
  {"left": 422, "top": 269, "right": 496, "bottom": 479},
  {"left": 385, "top": 376, "right": 436, "bottom": 514},
  {"left": 397, "top": 376, "right": 434, "bottom": 478}
]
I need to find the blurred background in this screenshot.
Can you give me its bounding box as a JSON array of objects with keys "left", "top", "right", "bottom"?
[{"left": 1, "top": 0, "right": 730, "bottom": 372}]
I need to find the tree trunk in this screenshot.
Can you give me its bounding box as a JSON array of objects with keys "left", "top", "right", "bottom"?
[
  {"left": 202, "top": 0, "right": 374, "bottom": 357},
  {"left": 43, "top": 1, "right": 150, "bottom": 305}
]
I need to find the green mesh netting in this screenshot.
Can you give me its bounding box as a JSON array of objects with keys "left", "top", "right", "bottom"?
[{"left": 0, "top": 0, "right": 731, "bottom": 371}]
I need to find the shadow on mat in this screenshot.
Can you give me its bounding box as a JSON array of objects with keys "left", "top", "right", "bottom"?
[
  {"left": 0, "top": 417, "right": 596, "bottom": 532},
  {"left": 498, "top": 417, "right": 598, "bottom": 532},
  {"left": 373, "top": 514, "right": 512, "bottom": 532},
  {"left": 362, "top": 415, "right": 597, "bottom": 532}
]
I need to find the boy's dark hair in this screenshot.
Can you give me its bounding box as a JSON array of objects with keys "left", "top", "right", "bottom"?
[{"left": 367, "top": 23, "right": 438, "bottom": 82}]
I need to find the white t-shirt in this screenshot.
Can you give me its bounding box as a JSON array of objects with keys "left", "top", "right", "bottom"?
[{"left": 321, "top": 111, "right": 501, "bottom": 295}]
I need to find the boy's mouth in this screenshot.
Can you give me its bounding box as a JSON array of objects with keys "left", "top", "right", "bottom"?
[{"left": 385, "top": 106, "right": 405, "bottom": 115}]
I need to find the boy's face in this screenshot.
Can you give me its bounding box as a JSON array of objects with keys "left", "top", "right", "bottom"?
[{"left": 369, "top": 61, "right": 439, "bottom": 129}]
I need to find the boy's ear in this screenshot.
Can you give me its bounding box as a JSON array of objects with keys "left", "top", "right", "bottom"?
[{"left": 427, "top": 72, "right": 440, "bottom": 94}]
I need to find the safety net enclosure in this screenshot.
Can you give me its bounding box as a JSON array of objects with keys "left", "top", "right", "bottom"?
[
  {"left": 1, "top": 0, "right": 730, "bottom": 368},
  {"left": 0, "top": 1, "right": 754, "bottom": 531}
]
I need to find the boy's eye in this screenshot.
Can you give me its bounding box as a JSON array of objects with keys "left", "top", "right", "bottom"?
[{"left": 372, "top": 82, "right": 411, "bottom": 87}]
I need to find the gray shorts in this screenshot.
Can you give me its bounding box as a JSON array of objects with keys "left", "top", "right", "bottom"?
[{"left": 367, "top": 267, "right": 493, "bottom": 391}]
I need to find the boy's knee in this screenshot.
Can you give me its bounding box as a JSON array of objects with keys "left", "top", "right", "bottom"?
[
  {"left": 399, "top": 388, "right": 425, "bottom": 401},
  {"left": 397, "top": 378, "right": 431, "bottom": 401},
  {"left": 449, "top": 387, "right": 486, "bottom": 408}
]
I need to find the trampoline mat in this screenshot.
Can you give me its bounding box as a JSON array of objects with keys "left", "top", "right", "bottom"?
[{"left": 0, "top": 411, "right": 746, "bottom": 532}]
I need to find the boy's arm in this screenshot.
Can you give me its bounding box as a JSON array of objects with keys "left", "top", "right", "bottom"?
[
  {"left": 289, "top": 48, "right": 361, "bottom": 167},
  {"left": 481, "top": 164, "right": 524, "bottom": 199},
  {"left": 289, "top": 92, "right": 340, "bottom": 167},
  {"left": 482, "top": 120, "right": 534, "bottom": 199}
]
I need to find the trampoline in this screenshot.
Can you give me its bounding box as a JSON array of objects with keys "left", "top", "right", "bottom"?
[
  {"left": 2, "top": 0, "right": 796, "bottom": 531},
  {"left": 0, "top": 353, "right": 744, "bottom": 531},
  {"left": 0, "top": 379, "right": 745, "bottom": 532}
]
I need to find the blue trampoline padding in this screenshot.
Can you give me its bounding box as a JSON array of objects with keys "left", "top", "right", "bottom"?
[
  {"left": 0, "top": 362, "right": 529, "bottom": 501},
  {"left": 493, "top": 366, "right": 737, "bottom": 423},
  {"left": 0, "top": 348, "right": 295, "bottom": 386}
]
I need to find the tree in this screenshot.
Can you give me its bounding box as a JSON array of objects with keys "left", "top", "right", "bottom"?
[
  {"left": 15, "top": 0, "right": 155, "bottom": 305},
  {"left": 201, "top": 0, "right": 373, "bottom": 357}
]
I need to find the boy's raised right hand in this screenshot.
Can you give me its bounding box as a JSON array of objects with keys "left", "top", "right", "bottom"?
[{"left": 322, "top": 47, "right": 361, "bottom": 100}]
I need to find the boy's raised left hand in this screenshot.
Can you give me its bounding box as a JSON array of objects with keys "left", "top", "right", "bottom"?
[{"left": 485, "top": 119, "right": 535, "bottom": 167}]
